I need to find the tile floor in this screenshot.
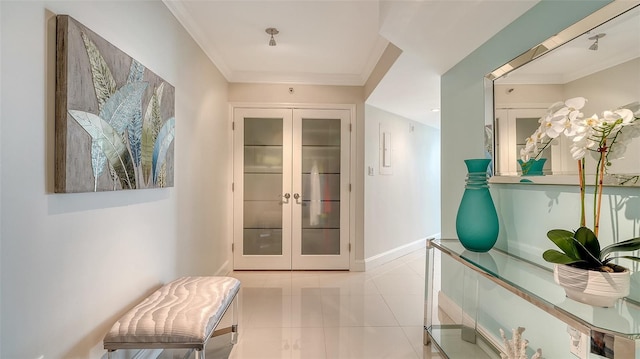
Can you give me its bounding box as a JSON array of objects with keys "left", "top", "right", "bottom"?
[{"left": 187, "top": 249, "right": 486, "bottom": 359}]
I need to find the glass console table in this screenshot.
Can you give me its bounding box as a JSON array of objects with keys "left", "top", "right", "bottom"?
[{"left": 424, "top": 238, "right": 640, "bottom": 359}]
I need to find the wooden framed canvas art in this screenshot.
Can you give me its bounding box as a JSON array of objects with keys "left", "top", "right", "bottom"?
[{"left": 55, "top": 15, "right": 175, "bottom": 193}]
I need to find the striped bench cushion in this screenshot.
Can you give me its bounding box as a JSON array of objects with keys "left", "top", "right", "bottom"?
[{"left": 104, "top": 276, "right": 240, "bottom": 349}]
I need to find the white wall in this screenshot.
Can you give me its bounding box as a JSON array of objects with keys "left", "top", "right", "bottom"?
[
  {"left": 363, "top": 105, "right": 440, "bottom": 266},
  {"left": 0, "top": 1, "right": 230, "bottom": 358}
]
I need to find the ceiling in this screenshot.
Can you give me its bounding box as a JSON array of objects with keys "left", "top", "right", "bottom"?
[{"left": 164, "top": 0, "right": 540, "bottom": 128}]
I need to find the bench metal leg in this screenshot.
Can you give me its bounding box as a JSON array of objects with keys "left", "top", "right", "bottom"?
[
  {"left": 231, "top": 293, "right": 239, "bottom": 345},
  {"left": 195, "top": 349, "right": 205, "bottom": 359}
]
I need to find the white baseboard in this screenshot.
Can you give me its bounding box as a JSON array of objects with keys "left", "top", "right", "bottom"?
[
  {"left": 352, "top": 260, "right": 366, "bottom": 272},
  {"left": 362, "top": 234, "right": 440, "bottom": 271},
  {"left": 436, "top": 291, "right": 504, "bottom": 359},
  {"left": 215, "top": 260, "right": 231, "bottom": 276},
  {"left": 437, "top": 290, "right": 464, "bottom": 323}
]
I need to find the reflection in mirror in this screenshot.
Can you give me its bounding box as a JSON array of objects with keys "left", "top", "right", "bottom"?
[{"left": 489, "top": 3, "right": 640, "bottom": 185}]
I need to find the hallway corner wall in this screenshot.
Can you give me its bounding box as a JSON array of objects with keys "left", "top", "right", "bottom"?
[
  {"left": 363, "top": 105, "right": 440, "bottom": 268},
  {"left": 0, "top": 1, "right": 230, "bottom": 357}
]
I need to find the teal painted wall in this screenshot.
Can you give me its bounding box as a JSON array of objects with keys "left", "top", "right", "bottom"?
[
  {"left": 436, "top": 1, "right": 640, "bottom": 356},
  {"left": 441, "top": 0, "right": 611, "bottom": 239}
]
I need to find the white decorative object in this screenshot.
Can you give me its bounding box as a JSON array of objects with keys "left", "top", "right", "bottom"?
[
  {"left": 554, "top": 263, "right": 630, "bottom": 307},
  {"left": 500, "top": 327, "right": 542, "bottom": 359}
]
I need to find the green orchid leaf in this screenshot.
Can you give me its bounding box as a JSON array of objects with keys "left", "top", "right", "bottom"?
[
  {"left": 574, "top": 227, "right": 601, "bottom": 259},
  {"left": 547, "top": 229, "right": 580, "bottom": 259},
  {"left": 601, "top": 237, "right": 640, "bottom": 258},
  {"left": 542, "top": 249, "right": 586, "bottom": 265},
  {"left": 571, "top": 237, "right": 603, "bottom": 267}
]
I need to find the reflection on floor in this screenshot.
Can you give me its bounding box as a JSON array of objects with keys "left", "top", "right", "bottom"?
[{"left": 169, "top": 249, "right": 490, "bottom": 358}]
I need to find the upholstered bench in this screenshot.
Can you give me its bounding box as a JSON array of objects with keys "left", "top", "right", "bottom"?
[{"left": 104, "top": 276, "right": 241, "bottom": 359}]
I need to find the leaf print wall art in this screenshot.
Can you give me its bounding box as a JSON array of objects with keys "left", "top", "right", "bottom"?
[{"left": 55, "top": 15, "right": 175, "bottom": 193}]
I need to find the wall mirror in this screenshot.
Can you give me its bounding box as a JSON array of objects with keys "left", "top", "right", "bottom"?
[{"left": 487, "top": 2, "right": 640, "bottom": 186}]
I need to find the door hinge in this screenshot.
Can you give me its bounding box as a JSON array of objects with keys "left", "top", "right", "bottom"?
[
  {"left": 349, "top": 123, "right": 352, "bottom": 132},
  {"left": 232, "top": 121, "right": 235, "bottom": 131},
  {"left": 232, "top": 243, "right": 235, "bottom": 252},
  {"left": 349, "top": 183, "right": 352, "bottom": 192},
  {"left": 232, "top": 182, "right": 235, "bottom": 192},
  {"left": 348, "top": 243, "right": 351, "bottom": 252}
]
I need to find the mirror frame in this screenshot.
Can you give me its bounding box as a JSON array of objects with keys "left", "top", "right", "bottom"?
[{"left": 486, "top": 1, "right": 640, "bottom": 186}]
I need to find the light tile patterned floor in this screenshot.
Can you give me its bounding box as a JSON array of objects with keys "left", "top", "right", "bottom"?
[{"left": 180, "top": 249, "right": 492, "bottom": 359}]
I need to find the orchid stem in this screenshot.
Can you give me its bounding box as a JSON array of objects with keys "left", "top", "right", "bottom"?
[
  {"left": 595, "top": 149, "right": 606, "bottom": 237},
  {"left": 579, "top": 159, "right": 585, "bottom": 228}
]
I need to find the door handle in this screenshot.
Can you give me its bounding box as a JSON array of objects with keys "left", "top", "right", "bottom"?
[
  {"left": 282, "top": 193, "right": 291, "bottom": 203},
  {"left": 293, "top": 193, "right": 302, "bottom": 204}
]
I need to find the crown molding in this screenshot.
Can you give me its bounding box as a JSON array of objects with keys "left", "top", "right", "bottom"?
[{"left": 163, "top": 0, "right": 232, "bottom": 81}]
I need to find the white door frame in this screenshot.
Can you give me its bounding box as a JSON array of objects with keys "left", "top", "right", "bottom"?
[{"left": 230, "top": 103, "right": 356, "bottom": 270}]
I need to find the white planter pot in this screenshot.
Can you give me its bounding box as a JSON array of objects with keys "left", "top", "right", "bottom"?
[{"left": 554, "top": 264, "right": 630, "bottom": 307}]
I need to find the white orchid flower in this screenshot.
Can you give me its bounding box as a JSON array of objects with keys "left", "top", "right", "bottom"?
[
  {"left": 519, "top": 96, "right": 638, "bottom": 242},
  {"left": 564, "top": 97, "right": 587, "bottom": 111},
  {"left": 539, "top": 99, "right": 586, "bottom": 139},
  {"left": 541, "top": 113, "right": 566, "bottom": 138},
  {"left": 580, "top": 114, "right": 603, "bottom": 131},
  {"left": 602, "top": 108, "right": 634, "bottom": 133},
  {"left": 560, "top": 112, "right": 586, "bottom": 137},
  {"left": 520, "top": 96, "right": 637, "bottom": 175},
  {"left": 570, "top": 145, "right": 586, "bottom": 160},
  {"left": 546, "top": 101, "right": 566, "bottom": 116},
  {"left": 571, "top": 130, "right": 599, "bottom": 160}
]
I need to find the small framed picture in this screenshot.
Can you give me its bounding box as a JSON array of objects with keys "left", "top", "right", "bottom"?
[{"left": 591, "top": 330, "right": 614, "bottom": 359}]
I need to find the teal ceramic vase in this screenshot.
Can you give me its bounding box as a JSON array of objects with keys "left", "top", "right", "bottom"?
[
  {"left": 455, "top": 159, "right": 499, "bottom": 252},
  {"left": 518, "top": 158, "right": 546, "bottom": 176}
]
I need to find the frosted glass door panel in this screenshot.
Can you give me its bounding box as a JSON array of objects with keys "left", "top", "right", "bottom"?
[
  {"left": 244, "top": 146, "right": 283, "bottom": 173},
  {"left": 301, "top": 174, "right": 340, "bottom": 201},
  {"left": 302, "top": 147, "right": 341, "bottom": 173},
  {"left": 243, "top": 229, "right": 283, "bottom": 255},
  {"left": 243, "top": 201, "right": 282, "bottom": 229},
  {"left": 244, "top": 174, "right": 282, "bottom": 200},
  {"left": 242, "top": 116, "right": 285, "bottom": 258},
  {"left": 302, "top": 204, "right": 340, "bottom": 228},
  {"left": 301, "top": 119, "right": 341, "bottom": 146},
  {"left": 300, "top": 118, "right": 341, "bottom": 256},
  {"left": 301, "top": 229, "right": 340, "bottom": 255},
  {"left": 244, "top": 118, "right": 282, "bottom": 145}
]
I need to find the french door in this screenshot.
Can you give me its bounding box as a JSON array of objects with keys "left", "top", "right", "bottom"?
[{"left": 233, "top": 108, "right": 351, "bottom": 270}]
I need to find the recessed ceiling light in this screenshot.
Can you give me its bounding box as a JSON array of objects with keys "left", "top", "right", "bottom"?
[{"left": 431, "top": 108, "right": 440, "bottom": 112}]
